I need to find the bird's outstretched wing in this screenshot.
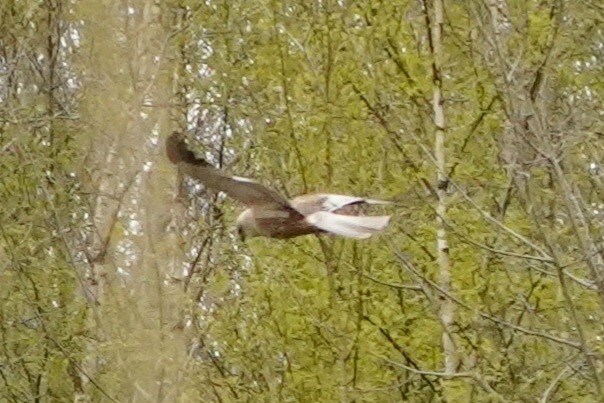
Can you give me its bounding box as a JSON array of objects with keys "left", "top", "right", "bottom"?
[
  {"left": 166, "top": 133, "right": 296, "bottom": 211},
  {"left": 166, "top": 132, "right": 199, "bottom": 165},
  {"left": 291, "top": 194, "right": 391, "bottom": 216},
  {"left": 305, "top": 212, "right": 391, "bottom": 239}
]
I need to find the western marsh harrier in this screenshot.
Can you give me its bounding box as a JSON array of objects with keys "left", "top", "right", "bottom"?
[{"left": 166, "top": 133, "right": 391, "bottom": 240}]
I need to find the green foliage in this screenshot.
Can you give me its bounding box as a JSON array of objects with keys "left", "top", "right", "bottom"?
[
  {"left": 2, "top": 0, "right": 603, "bottom": 401},
  {"left": 174, "top": 0, "right": 603, "bottom": 401},
  {"left": 0, "top": 129, "right": 87, "bottom": 400},
  {"left": 0, "top": 1, "right": 87, "bottom": 399}
]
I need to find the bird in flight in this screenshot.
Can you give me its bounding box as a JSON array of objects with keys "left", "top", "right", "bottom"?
[{"left": 166, "top": 133, "right": 391, "bottom": 240}]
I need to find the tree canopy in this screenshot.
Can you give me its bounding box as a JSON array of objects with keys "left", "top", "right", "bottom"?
[{"left": 1, "top": 0, "right": 603, "bottom": 401}]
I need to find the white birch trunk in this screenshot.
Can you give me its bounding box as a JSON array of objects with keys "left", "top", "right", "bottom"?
[{"left": 430, "top": 0, "right": 458, "bottom": 376}]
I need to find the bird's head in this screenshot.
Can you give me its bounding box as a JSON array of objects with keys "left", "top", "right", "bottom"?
[
  {"left": 235, "top": 209, "right": 260, "bottom": 241},
  {"left": 236, "top": 223, "right": 247, "bottom": 242}
]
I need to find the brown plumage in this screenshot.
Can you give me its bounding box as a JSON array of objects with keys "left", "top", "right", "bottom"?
[{"left": 166, "top": 133, "right": 391, "bottom": 240}]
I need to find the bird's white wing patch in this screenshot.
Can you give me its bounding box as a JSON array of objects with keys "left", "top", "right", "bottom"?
[
  {"left": 321, "top": 194, "right": 365, "bottom": 211},
  {"left": 320, "top": 194, "right": 392, "bottom": 211},
  {"left": 362, "top": 198, "right": 392, "bottom": 205},
  {"left": 306, "top": 211, "right": 390, "bottom": 239},
  {"left": 232, "top": 175, "right": 258, "bottom": 184}
]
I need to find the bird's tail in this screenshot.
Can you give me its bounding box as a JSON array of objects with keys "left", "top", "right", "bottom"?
[{"left": 305, "top": 211, "right": 391, "bottom": 239}]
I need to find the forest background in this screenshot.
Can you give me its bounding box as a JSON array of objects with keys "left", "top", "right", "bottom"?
[{"left": 1, "top": 0, "right": 603, "bottom": 401}]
